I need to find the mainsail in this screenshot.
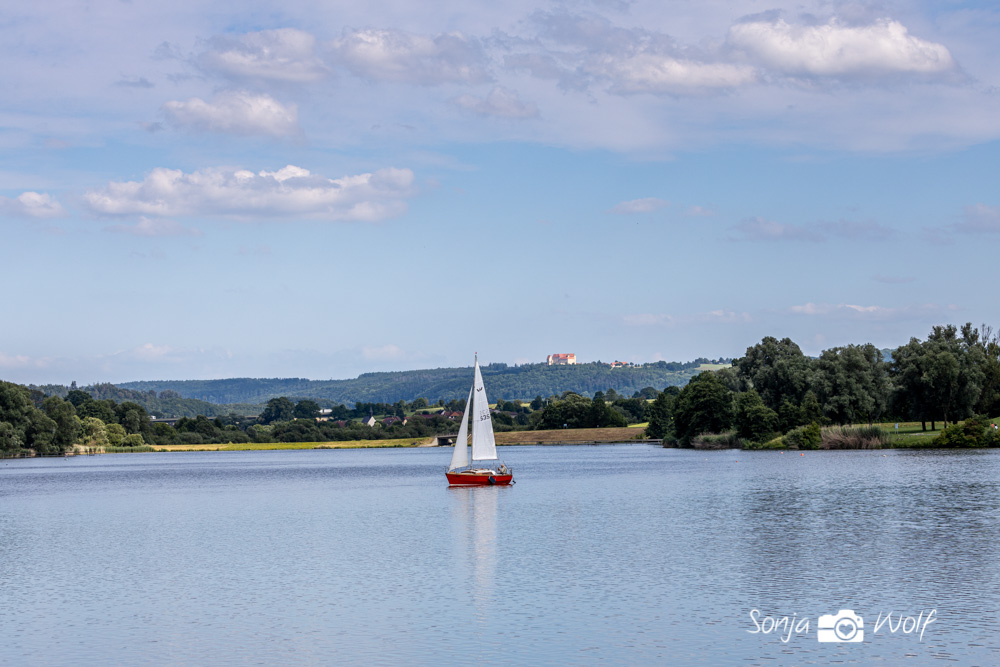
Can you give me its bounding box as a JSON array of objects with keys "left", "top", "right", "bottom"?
[
  {"left": 448, "top": 386, "right": 473, "bottom": 471},
  {"left": 470, "top": 358, "right": 498, "bottom": 461}
]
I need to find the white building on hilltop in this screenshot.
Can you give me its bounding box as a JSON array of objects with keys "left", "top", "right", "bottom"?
[{"left": 547, "top": 353, "right": 577, "bottom": 365}]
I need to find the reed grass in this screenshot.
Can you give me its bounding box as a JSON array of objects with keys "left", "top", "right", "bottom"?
[{"left": 820, "top": 425, "right": 891, "bottom": 450}]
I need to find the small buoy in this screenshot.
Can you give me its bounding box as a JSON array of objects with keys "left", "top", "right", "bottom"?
[
  {"left": 488, "top": 476, "right": 496, "bottom": 485},
  {"left": 800, "top": 453, "right": 804, "bottom": 456}
]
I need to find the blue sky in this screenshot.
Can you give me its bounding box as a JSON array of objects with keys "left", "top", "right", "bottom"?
[{"left": 2, "top": 0, "right": 999, "bottom": 384}]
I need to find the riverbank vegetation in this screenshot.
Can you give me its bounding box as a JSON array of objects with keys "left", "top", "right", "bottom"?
[
  {"left": 4, "top": 322, "right": 1000, "bottom": 456},
  {"left": 661, "top": 323, "right": 1000, "bottom": 450}
]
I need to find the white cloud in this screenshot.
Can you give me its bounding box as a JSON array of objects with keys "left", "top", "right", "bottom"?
[
  {"left": 516, "top": 11, "right": 755, "bottom": 96},
  {"left": 608, "top": 197, "right": 668, "bottom": 214},
  {"left": 162, "top": 91, "right": 300, "bottom": 137},
  {"left": 0, "top": 191, "right": 65, "bottom": 218},
  {"left": 330, "top": 28, "right": 490, "bottom": 85},
  {"left": 787, "top": 302, "right": 957, "bottom": 320},
  {"left": 729, "top": 17, "right": 955, "bottom": 78},
  {"left": 104, "top": 216, "right": 202, "bottom": 237},
  {"left": 130, "top": 343, "right": 173, "bottom": 360},
  {"left": 83, "top": 165, "right": 415, "bottom": 222},
  {"left": 731, "top": 216, "right": 893, "bottom": 241},
  {"left": 453, "top": 86, "right": 538, "bottom": 118},
  {"left": 589, "top": 52, "right": 756, "bottom": 94},
  {"left": 362, "top": 343, "right": 404, "bottom": 361},
  {"left": 624, "top": 309, "right": 751, "bottom": 327},
  {"left": 789, "top": 303, "right": 886, "bottom": 315},
  {"left": 956, "top": 203, "right": 1000, "bottom": 234},
  {"left": 683, "top": 205, "right": 714, "bottom": 217},
  {"left": 730, "top": 216, "right": 823, "bottom": 241},
  {"left": 198, "top": 29, "right": 328, "bottom": 82},
  {"left": 0, "top": 352, "right": 46, "bottom": 368}
]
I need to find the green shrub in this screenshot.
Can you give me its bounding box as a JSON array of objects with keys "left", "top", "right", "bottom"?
[
  {"left": 743, "top": 436, "right": 785, "bottom": 450},
  {"left": 934, "top": 416, "right": 1000, "bottom": 448},
  {"left": 690, "top": 431, "right": 743, "bottom": 449},
  {"left": 784, "top": 423, "right": 822, "bottom": 450}
]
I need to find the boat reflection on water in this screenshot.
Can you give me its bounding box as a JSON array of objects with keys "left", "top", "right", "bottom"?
[{"left": 449, "top": 485, "right": 503, "bottom": 617}]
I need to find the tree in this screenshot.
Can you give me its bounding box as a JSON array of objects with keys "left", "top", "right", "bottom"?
[
  {"left": 891, "top": 324, "right": 985, "bottom": 429},
  {"left": 672, "top": 371, "right": 734, "bottom": 444},
  {"left": 115, "top": 401, "right": 148, "bottom": 434},
  {"left": 25, "top": 410, "right": 58, "bottom": 454},
  {"left": 587, "top": 395, "right": 627, "bottom": 428},
  {"left": 0, "top": 381, "right": 35, "bottom": 450},
  {"left": 106, "top": 423, "right": 127, "bottom": 447},
  {"left": 811, "top": 344, "right": 890, "bottom": 425},
  {"left": 258, "top": 397, "right": 296, "bottom": 424},
  {"left": 66, "top": 389, "right": 92, "bottom": 407},
  {"left": 974, "top": 324, "right": 1000, "bottom": 416},
  {"left": 645, "top": 390, "right": 674, "bottom": 439},
  {"left": 0, "top": 422, "right": 23, "bottom": 452},
  {"left": 77, "top": 399, "right": 116, "bottom": 424},
  {"left": 735, "top": 337, "right": 812, "bottom": 412},
  {"left": 294, "top": 400, "right": 321, "bottom": 419},
  {"left": 530, "top": 395, "right": 544, "bottom": 410},
  {"left": 123, "top": 433, "right": 146, "bottom": 447},
  {"left": 734, "top": 390, "right": 779, "bottom": 442},
  {"left": 533, "top": 393, "right": 592, "bottom": 429},
  {"left": 891, "top": 337, "right": 933, "bottom": 430},
  {"left": 42, "top": 396, "right": 80, "bottom": 449},
  {"left": 80, "top": 417, "right": 109, "bottom": 448}
]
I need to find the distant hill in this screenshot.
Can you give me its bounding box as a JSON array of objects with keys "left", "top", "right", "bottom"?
[
  {"left": 118, "top": 360, "right": 726, "bottom": 406},
  {"left": 29, "top": 382, "right": 262, "bottom": 418}
]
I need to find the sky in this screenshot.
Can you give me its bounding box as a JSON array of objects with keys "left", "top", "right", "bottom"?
[{"left": 2, "top": 0, "right": 1000, "bottom": 385}]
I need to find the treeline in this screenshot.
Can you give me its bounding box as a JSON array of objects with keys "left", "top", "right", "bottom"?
[
  {"left": 648, "top": 323, "right": 1000, "bottom": 449},
  {"left": 0, "top": 378, "right": 667, "bottom": 455},
  {"left": 0, "top": 384, "right": 152, "bottom": 455},
  {"left": 29, "top": 382, "right": 261, "bottom": 418},
  {"left": 248, "top": 389, "right": 658, "bottom": 443},
  {"left": 111, "top": 359, "right": 726, "bottom": 406}
]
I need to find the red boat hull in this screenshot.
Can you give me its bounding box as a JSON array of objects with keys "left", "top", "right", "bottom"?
[{"left": 446, "top": 470, "right": 514, "bottom": 486}]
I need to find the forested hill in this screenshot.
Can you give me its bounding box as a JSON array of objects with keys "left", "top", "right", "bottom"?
[{"left": 117, "top": 360, "right": 725, "bottom": 406}]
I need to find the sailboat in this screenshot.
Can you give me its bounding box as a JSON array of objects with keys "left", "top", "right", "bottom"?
[{"left": 446, "top": 356, "right": 514, "bottom": 486}]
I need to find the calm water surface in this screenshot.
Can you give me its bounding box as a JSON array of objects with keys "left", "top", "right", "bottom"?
[{"left": 2, "top": 445, "right": 1000, "bottom": 665}]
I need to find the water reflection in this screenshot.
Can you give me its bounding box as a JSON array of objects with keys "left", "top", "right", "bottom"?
[
  {"left": 4, "top": 447, "right": 1000, "bottom": 664},
  {"left": 449, "top": 486, "right": 500, "bottom": 622}
]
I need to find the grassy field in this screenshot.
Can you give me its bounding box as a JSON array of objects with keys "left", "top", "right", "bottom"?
[
  {"left": 695, "top": 363, "right": 729, "bottom": 372},
  {"left": 115, "top": 421, "right": 967, "bottom": 454},
  {"left": 495, "top": 427, "right": 645, "bottom": 445},
  {"left": 155, "top": 438, "right": 432, "bottom": 452},
  {"left": 873, "top": 420, "right": 944, "bottom": 448},
  {"left": 150, "top": 428, "right": 647, "bottom": 452}
]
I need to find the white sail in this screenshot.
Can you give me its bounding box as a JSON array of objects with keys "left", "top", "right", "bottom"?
[
  {"left": 470, "top": 358, "right": 499, "bottom": 461},
  {"left": 448, "top": 386, "right": 474, "bottom": 471}
]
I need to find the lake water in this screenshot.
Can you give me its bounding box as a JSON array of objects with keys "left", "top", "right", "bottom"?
[{"left": 2, "top": 445, "right": 999, "bottom": 665}]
